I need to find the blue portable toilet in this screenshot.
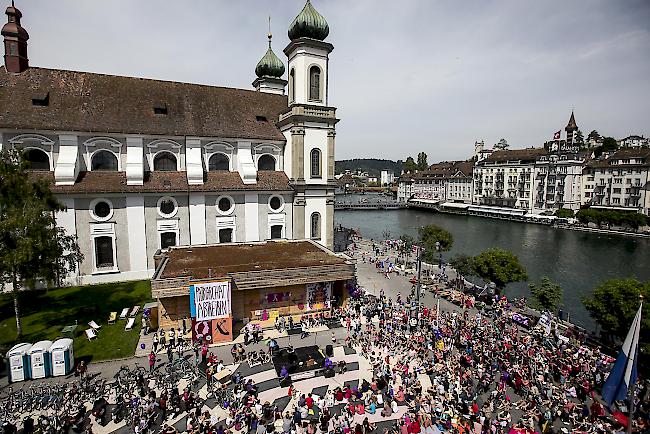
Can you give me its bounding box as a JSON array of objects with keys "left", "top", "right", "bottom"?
[
  {"left": 7, "top": 343, "right": 32, "bottom": 382},
  {"left": 28, "top": 340, "right": 53, "bottom": 379},
  {"left": 50, "top": 338, "right": 74, "bottom": 377}
]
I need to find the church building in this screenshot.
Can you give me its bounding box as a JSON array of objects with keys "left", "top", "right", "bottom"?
[{"left": 0, "top": 1, "right": 339, "bottom": 285}]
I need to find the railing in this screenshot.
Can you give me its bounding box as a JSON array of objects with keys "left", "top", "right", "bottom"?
[{"left": 279, "top": 105, "right": 337, "bottom": 122}]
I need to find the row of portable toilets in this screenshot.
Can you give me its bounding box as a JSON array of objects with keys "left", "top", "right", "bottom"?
[{"left": 6, "top": 339, "right": 74, "bottom": 382}]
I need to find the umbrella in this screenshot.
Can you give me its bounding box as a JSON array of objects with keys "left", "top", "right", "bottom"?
[{"left": 611, "top": 411, "right": 628, "bottom": 428}]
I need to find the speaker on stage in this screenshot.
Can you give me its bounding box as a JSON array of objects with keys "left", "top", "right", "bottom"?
[
  {"left": 324, "top": 368, "right": 335, "bottom": 378},
  {"left": 325, "top": 344, "right": 334, "bottom": 357},
  {"left": 288, "top": 352, "right": 298, "bottom": 364},
  {"left": 279, "top": 375, "right": 292, "bottom": 387}
]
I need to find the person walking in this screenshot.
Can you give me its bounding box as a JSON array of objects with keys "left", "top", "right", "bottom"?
[
  {"left": 201, "top": 342, "right": 208, "bottom": 365},
  {"left": 169, "top": 327, "right": 176, "bottom": 348},
  {"left": 167, "top": 344, "right": 173, "bottom": 364},
  {"left": 148, "top": 351, "right": 156, "bottom": 372},
  {"left": 152, "top": 332, "right": 159, "bottom": 354}
]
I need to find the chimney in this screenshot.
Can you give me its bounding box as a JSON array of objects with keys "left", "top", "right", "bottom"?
[{"left": 2, "top": 1, "right": 29, "bottom": 73}]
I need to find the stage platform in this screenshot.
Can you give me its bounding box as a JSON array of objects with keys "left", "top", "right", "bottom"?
[{"left": 272, "top": 345, "right": 327, "bottom": 380}]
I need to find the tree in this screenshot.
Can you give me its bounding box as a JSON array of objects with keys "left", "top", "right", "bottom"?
[
  {"left": 418, "top": 224, "right": 453, "bottom": 263},
  {"left": 587, "top": 130, "right": 601, "bottom": 143},
  {"left": 583, "top": 279, "right": 649, "bottom": 343},
  {"left": 449, "top": 254, "right": 475, "bottom": 279},
  {"left": 403, "top": 156, "right": 418, "bottom": 173},
  {"left": 416, "top": 152, "right": 428, "bottom": 171},
  {"left": 0, "top": 150, "right": 83, "bottom": 339},
  {"left": 494, "top": 138, "right": 509, "bottom": 150},
  {"left": 554, "top": 208, "right": 575, "bottom": 218},
  {"left": 575, "top": 129, "right": 584, "bottom": 144},
  {"left": 472, "top": 248, "right": 528, "bottom": 291},
  {"left": 529, "top": 277, "right": 563, "bottom": 313}
]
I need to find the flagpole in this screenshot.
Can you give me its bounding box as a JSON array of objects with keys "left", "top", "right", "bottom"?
[{"left": 627, "top": 294, "right": 643, "bottom": 434}]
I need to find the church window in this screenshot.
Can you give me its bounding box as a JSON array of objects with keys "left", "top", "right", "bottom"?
[
  {"left": 270, "top": 224, "right": 283, "bottom": 239},
  {"left": 258, "top": 154, "right": 276, "bottom": 171},
  {"left": 94, "top": 236, "right": 115, "bottom": 269},
  {"left": 310, "top": 148, "right": 321, "bottom": 178},
  {"left": 23, "top": 148, "right": 49, "bottom": 170},
  {"left": 91, "top": 150, "right": 118, "bottom": 171},
  {"left": 208, "top": 153, "right": 229, "bottom": 171},
  {"left": 310, "top": 212, "right": 321, "bottom": 239},
  {"left": 8, "top": 42, "right": 17, "bottom": 56},
  {"left": 160, "top": 232, "right": 177, "bottom": 250},
  {"left": 309, "top": 66, "right": 321, "bottom": 101},
  {"left": 289, "top": 68, "right": 295, "bottom": 103},
  {"left": 153, "top": 152, "right": 177, "bottom": 171},
  {"left": 157, "top": 196, "right": 178, "bottom": 218}
]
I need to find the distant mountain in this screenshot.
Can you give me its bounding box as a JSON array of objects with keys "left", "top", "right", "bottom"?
[{"left": 335, "top": 158, "right": 402, "bottom": 177}]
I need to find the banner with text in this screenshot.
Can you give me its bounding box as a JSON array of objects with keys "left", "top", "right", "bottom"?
[{"left": 190, "top": 281, "right": 231, "bottom": 321}]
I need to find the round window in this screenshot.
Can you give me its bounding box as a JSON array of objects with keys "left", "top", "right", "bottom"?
[
  {"left": 157, "top": 196, "right": 178, "bottom": 218},
  {"left": 268, "top": 195, "right": 284, "bottom": 213},
  {"left": 89, "top": 198, "right": 113, "bottom": 222},
  {"left": 216, "top": 195, "right": 235, "bottom": 215},
  {"left": 218, "top": 197, "right": 233, "bottom": 213},
  {"left": 94, "top": 201, "right": 111, "bottom": 218}
]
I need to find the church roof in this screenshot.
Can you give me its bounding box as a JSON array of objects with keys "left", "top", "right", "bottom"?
[
  {"left": 565, "top": 111, "right": 578, "bottom": 130},
  {"left": 29, "top": 170, "right": 292, "bottom": 194},
  {"left": 288, "top": 0, "right": 329, "bottom": 41},
  {"left": 0, "top": 66, "right": 288, "bottom": 141}
]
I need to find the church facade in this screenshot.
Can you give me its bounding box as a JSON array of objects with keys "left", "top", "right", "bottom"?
[{"left": 0, "top": 1, "right": 339, "bottom": 285}]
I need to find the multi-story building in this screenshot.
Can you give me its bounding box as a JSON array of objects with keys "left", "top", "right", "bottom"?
[
  {"left": 532, "top": 152, "right": 587, "bottom": 213},
  {"left": 473, "top": 148, "right": 544, "bottom": 209},
  {"left": 380, "top": 170, "right": 395, "bottom": 186},
  {"left": 396, "top": 173, "right": 414, "bottom": 202},
  {"left": 582, "top": 149, "right": 650, "bottom": 215},
  {"left": 444, "top": 160, "right": 474, "bottom": 203},
  {"left": 617, "top": 135, "right": 649, "bottom": 149},
  {"left": 0, "top": 1, "right": 339, "bottom": 285}
]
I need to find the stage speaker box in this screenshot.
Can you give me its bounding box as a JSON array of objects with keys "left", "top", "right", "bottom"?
[
  {"left": 279, "top": 376, "right": 292, "bottom": 387},
  {"left": 288, "top": 352, "right": 298, "bottom": 364},
  {"left": 324, "top": 368, "right": 335, "bottom": 378},
  {"left": 325, "top": 345, "right": 334, "bottom": 357}
]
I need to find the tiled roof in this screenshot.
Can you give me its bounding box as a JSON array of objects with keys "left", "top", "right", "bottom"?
[
  {"left": 482, "top": 148, "right": 548, "bottom": 163},
  {"left": 586, "top": 148, "right": 650, "bottom": 168},
  {"left": 0, "top": 67, "right": 288, "bottom": 141},
  {"left": 29, "top": 170, "right": 292, "bottom": 193}
]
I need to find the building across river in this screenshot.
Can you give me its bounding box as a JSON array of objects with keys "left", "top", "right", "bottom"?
[{"left": 151, "top": 240, "right": 355, "bottom": 343}]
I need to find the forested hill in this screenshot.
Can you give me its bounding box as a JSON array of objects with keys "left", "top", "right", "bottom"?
[{"left": 335, "top": 159, "right": 402, "bottom": 176}]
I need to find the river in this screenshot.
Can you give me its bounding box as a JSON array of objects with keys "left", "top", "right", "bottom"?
[{"left": 334, "top": 195, "right": 650, "bottom": 330}]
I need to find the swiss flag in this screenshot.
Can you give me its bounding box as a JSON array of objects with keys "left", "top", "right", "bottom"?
[{"left": 553, "top": 130, "right": 561, "bottom": 140}]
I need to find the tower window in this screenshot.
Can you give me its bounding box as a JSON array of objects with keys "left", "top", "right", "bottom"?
[
  {"left": 310, "top": 148, "right": 321, "bottom": 178},
  {"left": 310, "top": 212, "right": 321, "bottom": 239},
  {"left": 8, "top": 42, "right": 17, "bottom": 56},
  {"left": 258, "top": 154, "right": 276, "bottom": 171},
  {"left": 289, "top": 68, "right": 295, "bottom": 103},
  {"left": 91, "top": 150, "right": 118, "bottom": 171},
  {"left": 153, "top": 152, "right": 177, "bottom": 171},
  {"left": 309, "top": 66, "right": 321, "bottom": 101},
  {"left": 208, "top": 153, "right": 230, "bottom": 171}
]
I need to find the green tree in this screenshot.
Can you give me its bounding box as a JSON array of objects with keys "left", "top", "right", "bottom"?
[
  {"left": 528, "top": 277, "right": 563, "bottom": 313},
  {"left": 449, "top": 254, "right": 475, "bottom": 278},
  {"left": 472, "top": 248, "right": 528, "bottom": 292},
  {"left": 587, "top": 130, "right": 601, "bottom": 143},
  {"left": 418, "top": 224, "right": 453, "bottom": 263},
  {"left": 583, "top": 279, "right": 649, "bottom": 343},
  {"left": 0, "top": 150, "right": 83, "bottom": 339},
  {"left": 575, "top": 129, "right": 584, "bottom": 144},
  {"left": 403, "top": 156, "right": 418, "bottom": 173},
  {"left": 416, "top": 152, "right": 428, "bottom": 171},
  {"left": 554, "top": 208, "right": 575, "bottom": 218}
]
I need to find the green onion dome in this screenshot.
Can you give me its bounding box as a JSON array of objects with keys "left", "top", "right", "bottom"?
[
  {"left": 255, "top": 35, "right": 285, "bottom": 78},
  {"left": 288, "top": 0, "right": 329, "bottom": 41}
]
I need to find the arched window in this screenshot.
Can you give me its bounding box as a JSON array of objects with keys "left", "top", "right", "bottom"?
[
  {"left": 23, "top": 149, "right": 50, "bottom": 170},
  {"left": 208, "top": 153, "right": 230, "bottom": 171},
  {"left": 153, "top": 152, "right": 177, "bottom": 171},
  {"left": 258, "top": 154, "right": 276, "bottom": 171},
  {"left": 310, "top": 212, "right": 321, "bottom": 239},
  {"left": 289, "top": 68, "right": 295, "bottom": 103},
  {"left": 309, "top": 66, "right": 321, "bottom": 101},
  {"left": 310, "top": 149, "right": 321, "bottom": 178},
  {"left": 91, "top": 150, "right": 118, "bottom": 171}
]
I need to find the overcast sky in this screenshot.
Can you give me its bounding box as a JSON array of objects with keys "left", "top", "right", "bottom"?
[{"left": 17, "top": 0, "right": 650, "bottom": 161}]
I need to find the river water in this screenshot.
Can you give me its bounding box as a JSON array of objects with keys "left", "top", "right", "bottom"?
[{"left": 334, "top": 195, "right": 650, "bottom": 330}]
